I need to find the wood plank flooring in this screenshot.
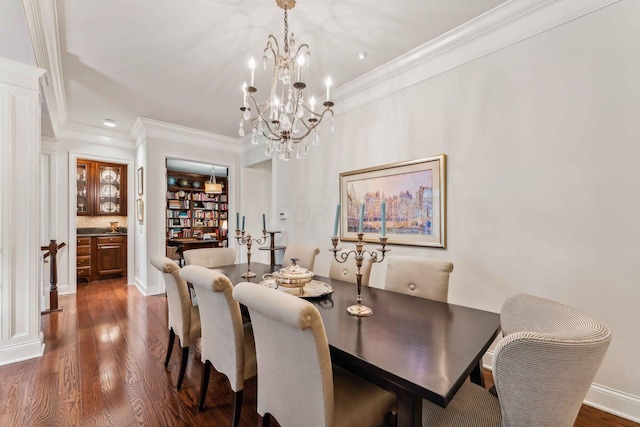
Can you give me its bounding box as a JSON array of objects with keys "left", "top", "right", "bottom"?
[{"left": 0, "top": 278, "right": 636, "bottom": 426}]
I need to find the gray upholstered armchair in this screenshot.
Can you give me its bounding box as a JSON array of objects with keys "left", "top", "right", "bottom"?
[{"left": 422, "top": 293, "right": 611, "bottom": 426}]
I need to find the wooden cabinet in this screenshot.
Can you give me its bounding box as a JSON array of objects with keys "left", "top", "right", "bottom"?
[
  {"left": 96, "top": 236, "right": 127, "bottom": 277},
  {"left": 76, "top": 237, "right": 92, "bottom": 279},
  {"left": 77, "top": 235, "right": 127, "bottom": 281},
  {"left": 166, "top": 170, "right": 228, "bottom": 245},
  {"left": 76, "top": 160, "right": 127, "bottom": 216}
]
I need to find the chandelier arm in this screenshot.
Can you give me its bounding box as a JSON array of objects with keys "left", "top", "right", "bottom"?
[
  {"left": 288, "top": 108, "right": 334, "bottom": 142},
  {"left": 245, "top": 96, "right": 283, "bottom": 140},
  {"left": 293, "top": 44, "right": 310, "bottom": 59},
  {"left": 265, "top": 35, "right": 280, "bottom": 55}
]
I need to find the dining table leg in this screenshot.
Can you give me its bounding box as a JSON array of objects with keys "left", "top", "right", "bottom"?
[
  {"left": 470, "top": 359, "right": 485, "bottom": 387},
  {"left": 395, "top": 387, "right": 421, "bottom": 427}
]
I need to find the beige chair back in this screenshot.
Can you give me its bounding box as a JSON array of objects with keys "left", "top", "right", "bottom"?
[
  {"left": 384, "top": 256, "right": 453, "bottom": 302},
  {"left": 329, "top": 254, "right": 373, "bottom": 286},
  {"left": 180, "top": 265, "right": 256, "bottom": 392},
  {"left": 494, "top": 294, "right": 611, "bottom": 427},
  {"left": 233, "top": 282, "right": 335, "bottom": 426},
  {"left": 150, "top": 255, "right": 199, "bottom": 346},
  {"left": 281, "top": 245, "right": 320, "bottom": 271},
  {"left": 183, "top": 247, "right": 236, "bottom": 268}
]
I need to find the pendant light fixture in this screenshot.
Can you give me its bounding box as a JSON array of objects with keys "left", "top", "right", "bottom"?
[{"left": 205, "top": 167, "right": 222, "bottom": 194}]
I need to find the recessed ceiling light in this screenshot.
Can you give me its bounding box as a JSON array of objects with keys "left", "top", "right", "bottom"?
[
  {"left": 104, "top": 119, "right": 116, "bottom": 127},
  {"left": 358, "top": 51, "right": 368, "bottom": 60}
]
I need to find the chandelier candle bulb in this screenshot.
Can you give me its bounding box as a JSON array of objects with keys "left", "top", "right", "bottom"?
[
  {"left": 297, "top": 55, "right": 305, "bottom": 81},
  {"left": 310, "top": 96, "right": 316, "bottom": 111},
  {"left": 325, "top": 77, "right": 332, "bottom": 102},
  {"left": 333, "top": 204, "right": 340, "bottom": 237},
  {"left": 262, "top": 213, "right": 266, "bottom": 231},
  {"left": 381, "top": 201, "right": 386, "bottom": 237},
  {"left": 249, "top": 57, "right": 256, "bottom": 86},
  {"left": 358, "top": 203, "right": 365, "bottom": 233},
  {"left": 242, "top": 82, "right": 247, "bottom": 105}
]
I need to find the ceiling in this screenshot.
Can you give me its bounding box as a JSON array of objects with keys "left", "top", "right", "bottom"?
[{"left": 28, "top": 0, "right": 508, "bottom": 140}]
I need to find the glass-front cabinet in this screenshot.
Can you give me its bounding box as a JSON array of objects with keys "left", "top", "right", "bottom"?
[
  {"left": 76, "top": 160, "right": 127, "bottom": 216},
  {"left": 96, "top": 164, "right": 125, "bottom": 215},
  {"left": 76, "top": 160, "right": 91, "bottom": 215}
]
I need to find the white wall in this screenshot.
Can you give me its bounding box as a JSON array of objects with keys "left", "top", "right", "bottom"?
[
  {"left": 41, "top": 138, "right": 136, "bottom": 295},
  {"left": 141, "top": 132, "right": 242, "bottom": 295},
  {"left": 269, "top": 1, "right": 640, "bottom": 419}
]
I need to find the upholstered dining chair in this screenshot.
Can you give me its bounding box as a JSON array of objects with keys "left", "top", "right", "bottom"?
[
  {"left": 383, "top": 256, "right": 453, "bottom": 302},
  {"left": 329, "top": 254, "right": 374, "bottom": 286},
  {"left": 281, "top": 244, "right": 320, "bottom": 271},
  {"left": 149, "top": 255, "right": 201, "bottom": 390},
  {"left": 422, "top": 294, "right": 611, "bottom": 427},
  {"left": 166, "top": 246, "right": 183, "bottom": 266},
  {"left": 180, "top": 266, "right": 257, "bottom": 424},
  {"left": 183, "top": 247, "right": 236, "bottom": 268},
  {"left": 233, "top": 282, "right": 397, "bottom": 427}
]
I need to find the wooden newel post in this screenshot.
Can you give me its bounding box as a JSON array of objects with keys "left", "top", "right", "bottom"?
[{"left": 41, "top": 240, "right": 66, "bottom": 314}]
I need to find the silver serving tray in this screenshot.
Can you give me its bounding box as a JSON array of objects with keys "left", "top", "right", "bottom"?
[{"left": 259, "top": 279, "right": 333, "bottom": 299}]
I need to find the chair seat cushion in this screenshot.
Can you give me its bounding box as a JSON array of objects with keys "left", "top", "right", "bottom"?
[
  {"left": 422, "top": 382, "right": 501, "bottom": 427},
  {"left": 333, "top": 365, "right": 396, "bottom": 427}
]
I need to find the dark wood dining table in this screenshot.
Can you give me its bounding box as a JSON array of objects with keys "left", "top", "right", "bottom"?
[{"left": 212, "top": 262, "right": 501, "bottom": 427}]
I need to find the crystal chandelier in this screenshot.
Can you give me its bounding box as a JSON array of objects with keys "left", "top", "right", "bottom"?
[{"left": 239, "top": 0, "right": 335, "bottom": 161}]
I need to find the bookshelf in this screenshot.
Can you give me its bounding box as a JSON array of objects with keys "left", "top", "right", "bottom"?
[{"left": 166, "top": 171, "right": 228, "bottom": 244}]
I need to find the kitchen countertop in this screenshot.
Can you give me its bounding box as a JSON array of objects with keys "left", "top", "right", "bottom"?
[{"left": 77, "top": 227, "right": 128, "bottom": 237}]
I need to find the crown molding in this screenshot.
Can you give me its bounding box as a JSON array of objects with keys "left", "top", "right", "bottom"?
[
  {"left": 131, "top": 117, "right": 243, "bottom": 153},
  {"left": 333, "top": 0, "right": 621, "bottom": 115},
  {"left": 21, "top": 0, "right": 67, "bottom": 135},
  {"left": 53, "top": 121, "right": 135, "bottom": 150}
]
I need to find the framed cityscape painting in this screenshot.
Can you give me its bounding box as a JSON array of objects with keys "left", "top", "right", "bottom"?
[{"left": 339, "top": 155, "right": 446, "bottom": 248}]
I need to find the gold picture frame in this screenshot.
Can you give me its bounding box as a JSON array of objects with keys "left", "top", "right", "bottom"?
[
  {"left": 136, "top": 197, "right": 144, "bottom": 223},
  {"left": 339, "top": 155, "right": 446, "bottom": 248},
  {"left": 137, "top": 166, "right": 144, "bottom": 195}
]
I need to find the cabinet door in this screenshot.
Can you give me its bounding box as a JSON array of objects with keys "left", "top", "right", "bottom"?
[
  {"left": 96, "top": 236, "right": 126, "bottom": 276},
  {"left": 95, "top": 163, "right": 127, "bottom": 216},
  {"left": 76, "top": 160, "right": 94, "bottom": 215}
]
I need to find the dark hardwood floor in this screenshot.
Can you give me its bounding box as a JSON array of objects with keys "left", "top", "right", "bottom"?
[{"left": 0, "top": 278, "right": 635, "bottom": 426}]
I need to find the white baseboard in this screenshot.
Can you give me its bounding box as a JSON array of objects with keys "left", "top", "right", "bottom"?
[
  {"left": 0, "top": 335, "right": 45, "bottom": 367},
  {"left": 134, "top": 277, "right": 164, "bottom": 296},
  {"left": 482, "top": 350, "right": 640, "bottom": 423}
]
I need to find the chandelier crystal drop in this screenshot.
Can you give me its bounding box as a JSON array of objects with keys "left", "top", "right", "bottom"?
[{"left": 239, "top": 0, "right": 335, "bottom": 161}]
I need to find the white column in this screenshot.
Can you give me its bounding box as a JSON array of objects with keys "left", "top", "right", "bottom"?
[{"left": 0, "top": 57, "right": 46, "bottom": 365}]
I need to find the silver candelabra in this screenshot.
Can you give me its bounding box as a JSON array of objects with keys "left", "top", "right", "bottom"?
[
  {"left": 235, "top": 229, "right": 268, "bottom": 278},
  {"left": 330, "top": 233, "right": 389, "bottom": 317}
]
